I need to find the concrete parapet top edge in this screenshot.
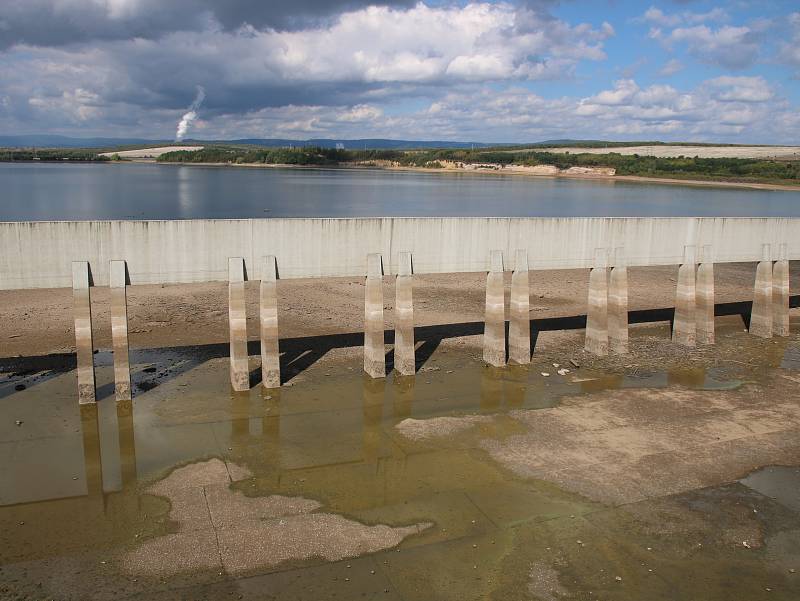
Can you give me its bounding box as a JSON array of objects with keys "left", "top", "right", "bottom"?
[{"left": 4, "top": 216, "right": 800, "bottom": 226}]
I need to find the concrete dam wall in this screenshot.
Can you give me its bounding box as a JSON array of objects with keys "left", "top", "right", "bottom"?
[
  {"left": 0, "top": 217, "right": 794, "bottom": 404},
  {"left": 0, "top": 217, "right": 797, "bottom": 289}
]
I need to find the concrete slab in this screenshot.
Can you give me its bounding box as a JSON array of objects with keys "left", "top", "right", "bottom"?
[
  {"left": 394, "top": 251, "right": 415, "bottom": 376},
  {"left": 483, "top": 250, "right": 506, "bottom": 367},
  {"left": 672, "top": 246, "right": 696, "bottom": 347},
  {"left": 72, "top": 261, "right": 95, "bottom": 404},
  {"left": 608, "top": 248, "right": 629, "bottom": 354},
  {"left": 584, "top": 249, "right": 608, "bottom": 355},
  {"left": 509, "top": 249, "right": 530, "bottom": 365},
  {"left": 774, "top": 247, "right": 790, "bottom": 336},
  {"left": 751, "top": 244, "right": 774, "bottom": 338},
  {"left": 697, "top": 245, "right": 715, "bottom": 345},
  {"left": 364, "top": 253, "right": 386, "bottom": 378},
  {"left": 110, "top": 260, "right": 132, "bottom": 401},
  {"left": 259, "top": 255, "right": 280, "bottom": 388},
  {"left": 228, "top": 257, "right": 250, "bottom": 391}
]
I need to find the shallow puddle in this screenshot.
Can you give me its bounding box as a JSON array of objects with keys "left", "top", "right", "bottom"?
[{"left": 1, "top": 340, "right": 798, "bottom": 600}]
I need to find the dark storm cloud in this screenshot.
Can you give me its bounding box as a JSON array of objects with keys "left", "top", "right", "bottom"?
[{"left": 0, "top": 0, "right": 415, "bottom": 49}]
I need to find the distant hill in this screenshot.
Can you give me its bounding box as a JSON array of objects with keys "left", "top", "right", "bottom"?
[
  {"left": 0, "top": 135, "right": 758, "bottom": 151},
  {"left": 0, "top": 134, "right": 162, "bottom": 148},
  {"left": 0, "top": 135, "right": 500, "bottom": 150}
]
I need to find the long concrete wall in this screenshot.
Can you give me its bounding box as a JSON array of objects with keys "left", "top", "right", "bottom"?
[{"left": 1, "top": 217, "right": 797, "bottom": 289}]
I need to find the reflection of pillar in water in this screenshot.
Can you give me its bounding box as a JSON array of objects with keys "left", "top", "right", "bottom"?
[
  {"left": 672, "top": 245, "right": 696, "bottom": 347},
  {"left": 505, "top": 378, "right": 525, "bottom": 409},
  {"left": 483, "top": 250, "right": 506, "bottom": 367},
  {"left": 116, "top": 400, "right": 137, "bottom": 488},
  {"left": 261, "top": 390, "right": 281, "bottom": 472},
  {"left": 751, "top": 244, "right": 773, "bottom": 339},
  {"left": 362, "top": 377, "right": 385, "bottom": 464},
  {"left": 392, "top": 374, "right": 415, "bottom": 420},
  {"left": 72, "top": 261, "right": 96, "bottom": 404},
  {"left": 80, "top": 403, "right": 103, "bottom": 496},
  {"left": 479, "top": 367, "right": 504, "bottom": 413},
  {"left": 667, "top": 368, "right": 705, "bottom": 388},
  {"left": 230, "top": 391, "right": 251, "bottom": 447}
]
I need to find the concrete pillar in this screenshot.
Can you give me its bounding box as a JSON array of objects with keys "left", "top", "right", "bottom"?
[
  {"left": 364, "top": 253, "right": 385, "bottom": 378},
  {"left": 672, "top": 245, "right": 697, "bottom": 347},
  {"left": 483, "top": 250, "right": 506, "bottom": 367},
  {"left": 584, "top": 249, "right": 608, "bottom": 356},
  {"left": 260, "top": 255, "right": 280, "bottom": 388},
  {"left": 109, "top": 260, "right": 131, "bottom": 401},
  {"left": 394, "top": 251, "right": 415, "bottom": 376},
  {"left": 608, "top": 247, "right": 628, "bottom": 354},
  {"left": 72, "top": 261, "right": 96, "bottom": 404},
  {"left": 750, "top": 244, "right": 773, "bottom": 339},
  {"left": 696, "top": 245, "right": 715, "bottom": 345},
  {"left": 228, "top": 257, "right": 250, "bottom": 391},
  {"left": 509, "top": 249, "right": 530, "bottom": 365},
  {"left": 773, "top": 243, "right": 790, "bottom": 337}
]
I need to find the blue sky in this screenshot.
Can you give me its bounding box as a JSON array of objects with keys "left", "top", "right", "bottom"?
[{"left": 0, "top": 0, "right": 798, "bottom": 143}]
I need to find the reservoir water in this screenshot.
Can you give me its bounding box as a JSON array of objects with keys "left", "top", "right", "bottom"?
[{"left": 1, "top": 161, "right": 799, "bottom": 221}]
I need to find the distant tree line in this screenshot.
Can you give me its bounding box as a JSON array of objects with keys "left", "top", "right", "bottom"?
[
  {"left": 158, "top": 146, "right": 352, "bottom": 165},
  {"left": 0, "top": 148, "right": 109, "bottom": 161},
  {"left": 157, "top": 145, "right": 800, "bottom": 185}
]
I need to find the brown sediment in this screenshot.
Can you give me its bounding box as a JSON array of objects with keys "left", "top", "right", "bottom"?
[{"left": 1, "top": 262, "right": 791, "bottom": 361}]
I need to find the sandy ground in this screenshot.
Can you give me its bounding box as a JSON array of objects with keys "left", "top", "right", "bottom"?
[
  {"left": 0, "top": 263, "right": 791, "bottom": 360},
  {"left": 519, "top": 145, "right": 800, "bottom": 160},
  {"left": 99, "top": 146, "right": 204, "bottom": 158}
]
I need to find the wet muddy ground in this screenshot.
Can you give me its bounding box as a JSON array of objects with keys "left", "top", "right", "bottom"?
[{"left": 1, "top": 315, "right": 800, "bottom": 600}]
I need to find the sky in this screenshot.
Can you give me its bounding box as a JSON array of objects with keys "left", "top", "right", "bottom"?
[{"left": 1, "top": 0, "right": 799, "bottom": 143}]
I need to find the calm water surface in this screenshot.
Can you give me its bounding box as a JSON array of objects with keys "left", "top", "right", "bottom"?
[{"left": 1, "top": 161, "right": 799, "bottom": 220}]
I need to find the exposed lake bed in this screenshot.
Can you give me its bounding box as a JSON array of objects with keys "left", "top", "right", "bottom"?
[{"left": 1, "top": 315, "right": 799, "bottom": 600}]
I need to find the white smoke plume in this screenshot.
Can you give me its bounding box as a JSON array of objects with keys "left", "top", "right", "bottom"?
[{"left": 175, "top": 86, "right": 205, "bottom": 141}]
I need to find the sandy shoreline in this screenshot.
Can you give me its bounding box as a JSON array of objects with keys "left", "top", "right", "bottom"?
[{"left": 146, "top": 160, "right": 800, "bottom": 191}]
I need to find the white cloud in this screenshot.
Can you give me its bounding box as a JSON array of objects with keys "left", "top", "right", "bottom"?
[
  {"left": 658, "top": 58, "right": 683, "bottom": 77},
  {"left": 28, "top": 87, "right": 103, "bottom": 122},
  {"left": 0, "top": 2, "right": 797, "bottom": 144},
  {"left": 705, "top": 76, "right": 772, "bottom": 103},
  {"left": 639, "top": 6, "right": 728, "bottom": 28},
  {"left": 660, "top": 24, "right": 762, "bottom": 69},
  {"left": 779, "top": 12, "right": 800, "bottom": 71},
  {"left": 204, "top": 3, "right": 613, "bottom": 86},
  {"left": 195, "top": 75, "right": 797, "bottom": 144}
]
